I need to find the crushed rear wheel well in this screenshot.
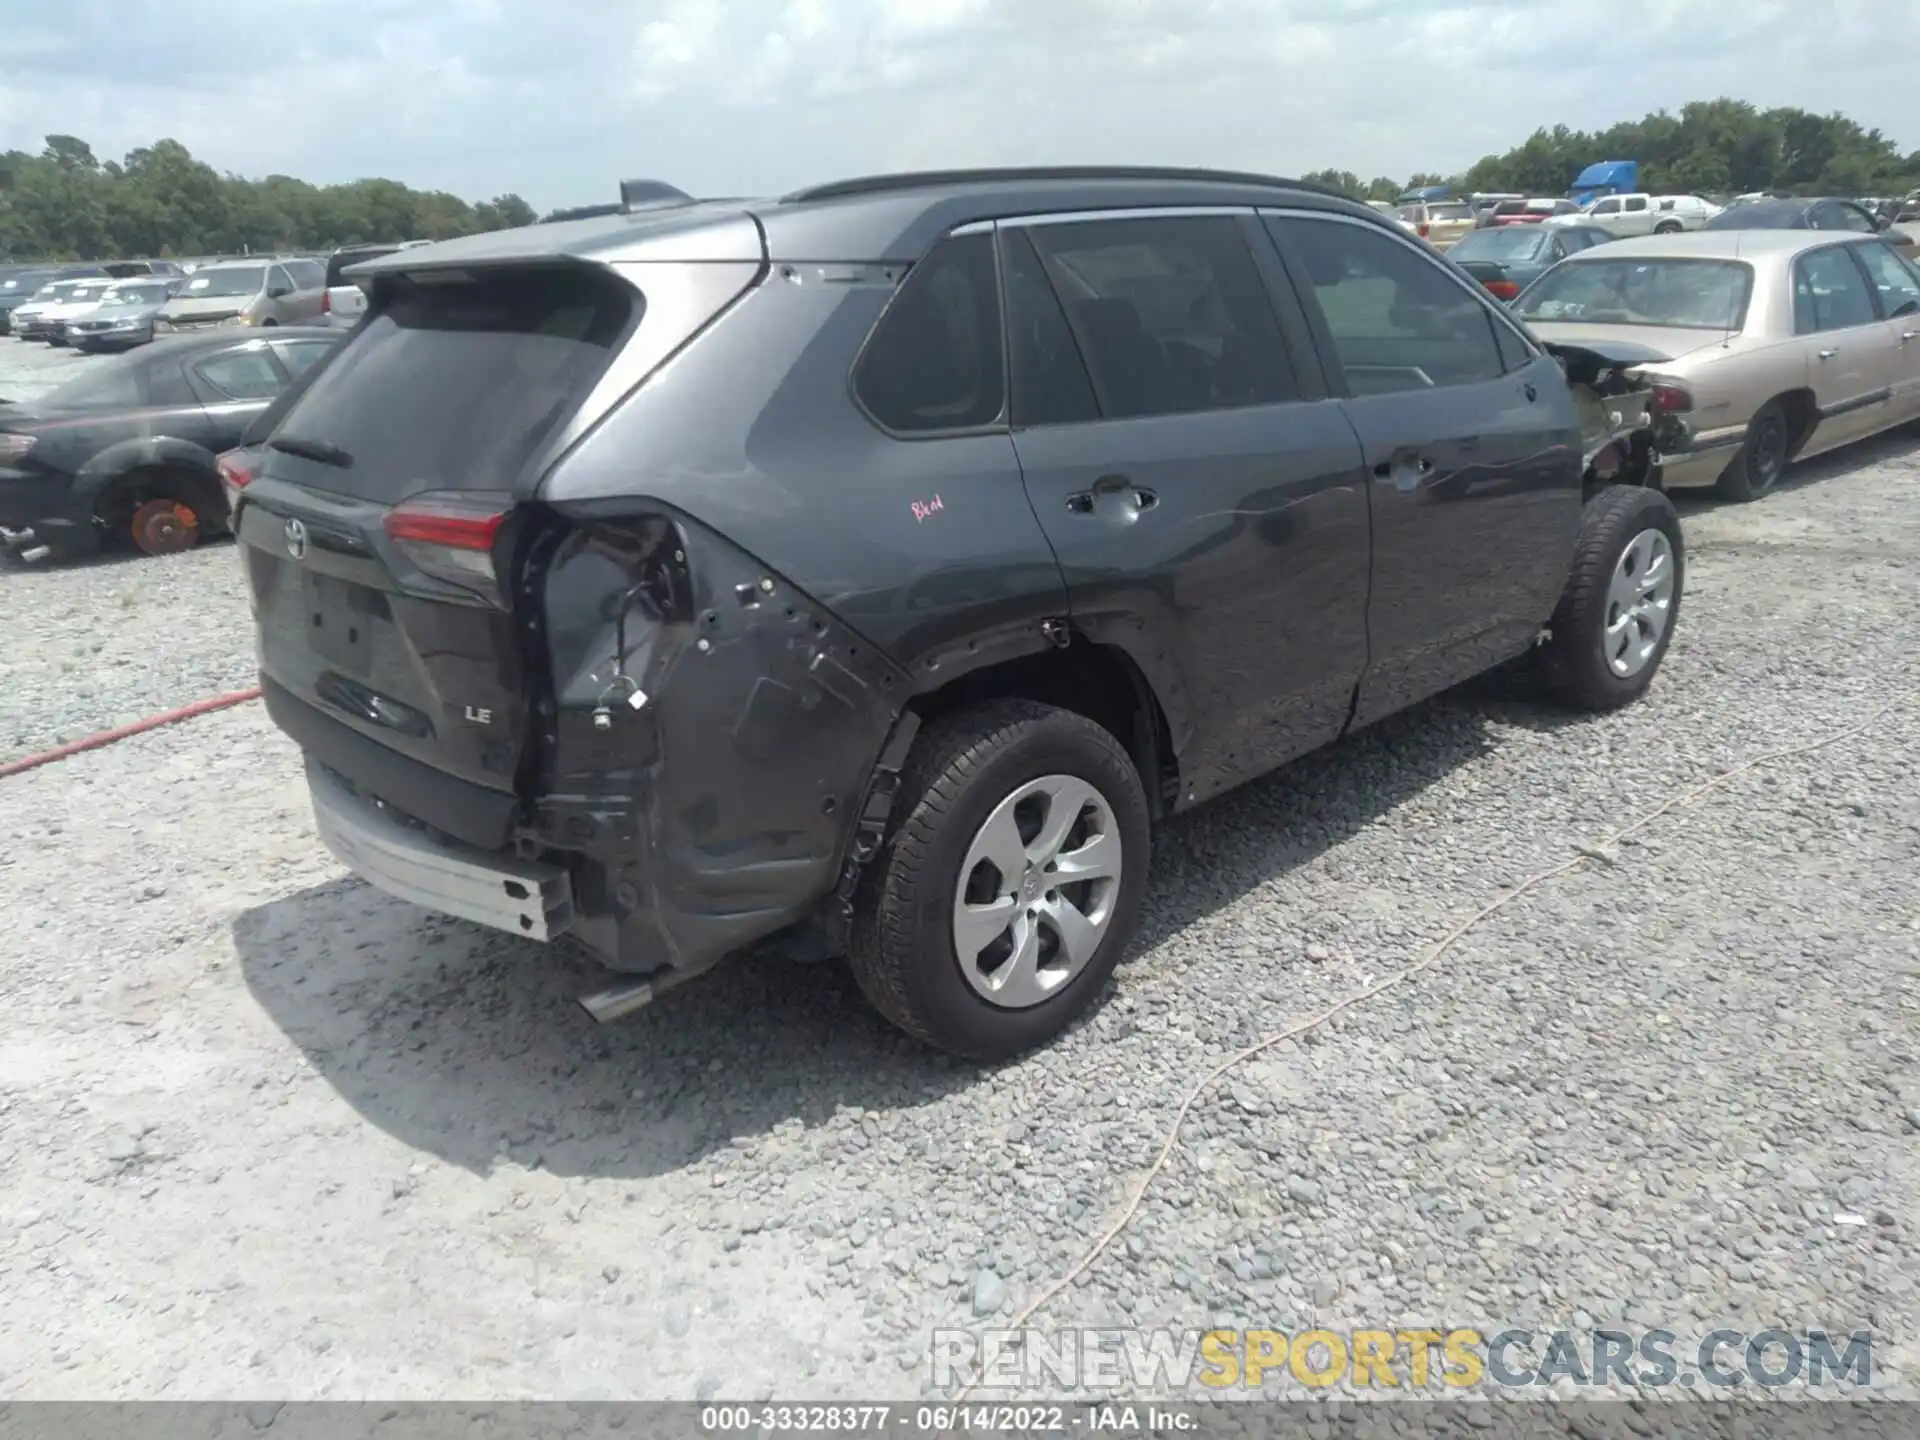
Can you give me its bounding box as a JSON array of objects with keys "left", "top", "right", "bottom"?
[{"left": 904, "top": 637, "right": 1179, "bottom": 817}]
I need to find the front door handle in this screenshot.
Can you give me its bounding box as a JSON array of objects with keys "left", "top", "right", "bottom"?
[
  {"left": 1901, "top": 330, "right": 1918, "bottom": 344},
  {"left": 1817, "top": 347, "right": 1839, "bottom": 360}
]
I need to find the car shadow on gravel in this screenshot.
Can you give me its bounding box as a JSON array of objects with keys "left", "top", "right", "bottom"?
[{"left": 231, "top": 684, "right": 1529, "bottom": 1179}]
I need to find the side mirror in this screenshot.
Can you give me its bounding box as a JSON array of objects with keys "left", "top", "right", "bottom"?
[{"left": 267, "top": 284, "right": 292, "bottom": 298}]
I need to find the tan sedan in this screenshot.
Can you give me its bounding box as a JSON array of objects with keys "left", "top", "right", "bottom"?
[{"left": 1516, "top": 230, "right": 1920, "bottom": 500}]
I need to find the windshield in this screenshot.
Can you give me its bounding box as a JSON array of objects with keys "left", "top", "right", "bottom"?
[
  {"left": 1515, "top": 259, "right": 1754, "bottom": 329},
  {"left": 63, "top": 283, "right": 111, "bottom": 304},
  {"left": 181, "top": 266, "right": 265, "bottom": 299},
  {"left": 31, "top": 281, "right": 81, "bottom": 303},
  {"left": 104, "top": 284, "right": 169, "bottom": 307},
  {"left": 1428, "top": 203, "right": 1474, "bottom": 221},
  {"left": 1450, "top": 229, "right": 1549, "bottom": 262}
]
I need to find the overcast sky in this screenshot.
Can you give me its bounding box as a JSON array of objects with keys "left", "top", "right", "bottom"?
[{"left": 2, "top": 0, "right": 1916, "bottom": 213}]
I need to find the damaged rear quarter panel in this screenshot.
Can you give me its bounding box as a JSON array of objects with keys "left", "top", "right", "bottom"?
[{"left": 534, "top": 274, "right": 1071, "bottom": 971}]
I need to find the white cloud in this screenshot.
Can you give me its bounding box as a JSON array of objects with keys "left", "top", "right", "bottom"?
[{"left": 0, "top": 0, "right": 1914, "bottom": 214}]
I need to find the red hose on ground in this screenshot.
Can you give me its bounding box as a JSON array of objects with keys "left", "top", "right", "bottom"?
[{"left": 0, "top": 688, "right": 262, "bottom": 780}]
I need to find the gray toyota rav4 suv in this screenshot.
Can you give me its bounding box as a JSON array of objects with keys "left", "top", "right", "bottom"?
[{"left": 237, "top": 168, "right": 1684, "bottom": 1059}]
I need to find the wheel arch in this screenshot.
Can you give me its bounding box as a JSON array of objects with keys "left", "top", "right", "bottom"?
[
  {"left": 76, "top": 441, "right": 227, "bottom": 538},
  {"left": 901, "top": 630, "right": 1184, "bottom": 819}
]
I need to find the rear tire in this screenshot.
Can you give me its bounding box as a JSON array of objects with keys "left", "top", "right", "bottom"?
[
  {"left": 848, "top": 700, "right": 1150, "bottom": 1061},
  {"left": 1538, "top": 485, "right": 1684, "bottom": 711},
  {"left": 1714, "top": 399, "right": 1789, "bottom": 503},
  {"left": 1654, "top": 221, "right": 1683, "bottom": 234}
]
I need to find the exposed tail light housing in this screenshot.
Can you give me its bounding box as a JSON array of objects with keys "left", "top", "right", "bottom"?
[
  {"left": 0, "top": 432, "right": 36, "bottom": 461},
  {"left": 383, "top": 491, "right": 513, "bottom": 601},
  {"left": 1418, "top": 222, "right": 1431, "bottom": 238},
  {"left": 319, "top": 288, "right": 331, "bottom": 315},
  {"left": 216, "top": 451, "right": 254, "bottom": 490},
  {"left": 1649, "top": 384, "right": 1693, "bottom": 413},
  {"left": 1483, "top": 278, "right": 1521, "bottom": 301}
]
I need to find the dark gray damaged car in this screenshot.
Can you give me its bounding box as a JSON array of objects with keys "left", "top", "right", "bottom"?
[{"left": 237, "top": 167, "right": 1684, "bottom": 1059}]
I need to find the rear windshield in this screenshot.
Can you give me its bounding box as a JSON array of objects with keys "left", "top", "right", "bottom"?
[
  {"left": 1514, "top": 258, "right": 1754, "bottom": 329},
  {"left": 41, "top": 355, "right": 146, "bottom": 409},
  {"left": 1450, "top": 229, "right": 1549, "bottom": 261},
  {"left": 1427, "top": 203, "right": 1474, "bottom": 221},
  {"left": 326, "top": 248, "right": 400, "bottom": 288},
  {"left": 1705, "top": 202, "right": 1801, "bottom": 230},
  {"left": 183, "top": 266, "right": 266, "bottom": 298},
  {"left": 103, "top": 283, "right": 170, "bottom": 307},
  {"left": 270, "top": 265, "right": 634, "bottom": 501}
]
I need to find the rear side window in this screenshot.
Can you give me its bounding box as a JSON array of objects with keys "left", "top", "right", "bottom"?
[
  {"left": 1269, "top": 215, "right": 1504, "bottom": 395},
  {"left": 270, "top": 265, "right": 633, "bottom": 500},
  {"left": 1003, "top": 228, "right": 1098, "bottom": 427},
  {"left": 853, "top": 233, "right": 1004, "bottom": 434},
  {"left": 1026, "top": 214, "right": 1296, "bottom": 419},
  {"left": 288, "top": 259, "right": 324, "bottom": 288}
]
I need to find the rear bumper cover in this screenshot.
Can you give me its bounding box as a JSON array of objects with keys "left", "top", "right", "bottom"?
[{"left": 307, "top": 758, "right": 575, "bottom": 942}]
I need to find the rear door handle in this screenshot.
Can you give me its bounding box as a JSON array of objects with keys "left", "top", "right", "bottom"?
[
  {"left": 1901, "top": 331, "right": 1918, "bottom": 343},
  {"left": 1817, "top": 348, "right": 1839, "bottom": 360},
  {"left": 1066, "top": 480, "right": 1157, "bottom": 517},
  {"left": 1372, "top": 456, "right": 1435, "bottom": 491}
]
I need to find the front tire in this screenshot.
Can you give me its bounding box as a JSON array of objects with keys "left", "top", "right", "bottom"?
[
  {"left": 1538, "top": 485, "right": 1684, "bottom": 711},
  {"left": 1714, "top": 399, "right": 1789, "bottom": 503},
  {"left": 848, "top": 700, "right": 1150, "bottom": 1061}
]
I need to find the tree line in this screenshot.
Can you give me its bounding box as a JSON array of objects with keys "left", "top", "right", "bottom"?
[
  {"left": 0, "top": 135, "right": 541, "bottom": 261},
  {"left": 1303, "top": 98, "right": 1920, "bottom": 204},
  {"left": 5, "top": 98, "right": 1917, "bottom": 261}
]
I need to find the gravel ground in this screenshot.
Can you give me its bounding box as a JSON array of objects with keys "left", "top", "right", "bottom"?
[{"left": 2, "top": 331, "right": 1917, "bottom": 1405}]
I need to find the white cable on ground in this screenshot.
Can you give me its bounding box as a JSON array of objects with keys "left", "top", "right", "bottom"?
[{"left": 952, "top": 681, "right": 1913, "bottom": 1402}]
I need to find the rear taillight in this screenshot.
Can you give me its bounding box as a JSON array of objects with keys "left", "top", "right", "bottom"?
[
  {"left": 1649, "top": 384, "right": 1693, "bottom": 413},
  {"left": 383, "top": 491, "right": 511, "bottom": 598},
  {"left": 0, "top": 432, "right": 35, "bottom": 461},
  {"left": 1418, "top": 222, "right": 1431, "bottom": 238},
  {"left": 319, "top": 288, "right": 330, "bottom": 314},
  {"left": 1484, "top": 279, "right": 1521, "bottom": 301},
  {"left": 216, "top": 451, "right": 254, "bottom": 489}
]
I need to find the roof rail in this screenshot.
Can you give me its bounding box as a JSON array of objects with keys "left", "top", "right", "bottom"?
[
  {"left": 620, "top": 178, "right": 696, "bottom": 212},
  {"left": 782, "top": 166, "right": 1347, "bottom": 204}
]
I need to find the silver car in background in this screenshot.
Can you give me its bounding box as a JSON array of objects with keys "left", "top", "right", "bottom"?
[
  {"left": 157, "top": 258, "right": 327, "bottom": 332},
  {"left": 65, "top": 277, "right": 183, "bottom": 351}
]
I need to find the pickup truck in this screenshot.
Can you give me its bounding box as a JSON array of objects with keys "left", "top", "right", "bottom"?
[
  {"left": 1563, "top": 193, "right": 1722, "bottom": 238},
  {"left": 233, "top": 166, "right": 1686, "bottom": 1060}
]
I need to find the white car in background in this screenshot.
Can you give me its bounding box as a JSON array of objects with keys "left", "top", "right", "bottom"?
[{"left": 1560, "top": 193, "right": 1723, "bottom": 238}]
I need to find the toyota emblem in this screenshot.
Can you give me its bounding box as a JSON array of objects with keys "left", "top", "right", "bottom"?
[{"left": 284, "top": 517, "right": 309, "bottom": 560}]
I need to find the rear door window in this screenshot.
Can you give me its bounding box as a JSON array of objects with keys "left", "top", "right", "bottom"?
[
  {"left": 193, "top": 345, "right": 290, "bottom": 401},
  {"left": 272, "top": 337, "right": 338, "bottom": 377},
  {"left": 1794, "top": 248, "right": 1879, "bottom": 332},
  {"left": 1002, "top": 228, "right": 1099, "bottom": 427},
  {"left": 1023, "top": 214, "right": 1297, "bottom": 419},
  {"left": 1268, "top": 215, "right": 1506, "bottom": 394},
  {"left": 267, "top": 264, "right": 634, "bottom": 500},
  {"left": 852, "top": 233, "right": 1004, "bottom": 434}
]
